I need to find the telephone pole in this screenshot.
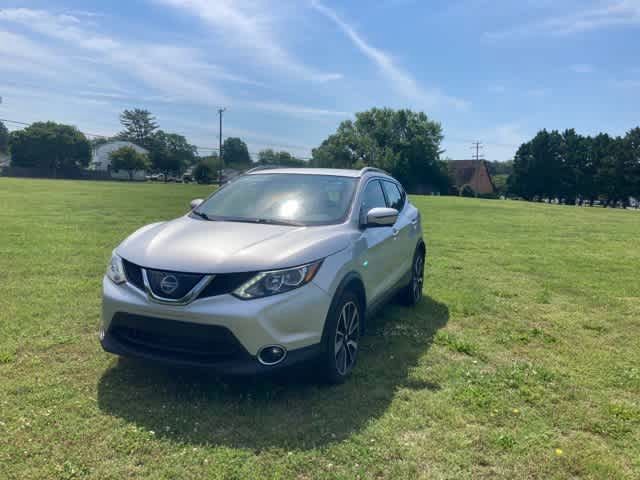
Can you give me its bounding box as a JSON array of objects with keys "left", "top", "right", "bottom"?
[
  {"left": 218, "top": 107, "right": 226, "bottom": 184},
  {"left": 471, "top": 141, "right": 484, "bottom": 161}
]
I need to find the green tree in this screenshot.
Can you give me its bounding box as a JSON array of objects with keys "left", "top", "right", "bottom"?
[
  {"left": 148, "top": 130, "right": 197, "bottom": 177},
  {"left": 257, "top": 149, "right": 306, "bottom": 167},
  {"left": 118, "top": 109, "right": 158, "bottom": 149},
  {"left": 192, "top": 154, "right": 221, "bottom": 184},
  {"left": 222, "top": 137, "right": 251, "bottom": 168},
  {"left": 0, "top": 120, "right": 9, "bottom": 154},
  {"left": 311, "top": 108, "right": 448, "bottom": 193},
  {"left": 622, "top": 128, "right": 640, "bottom": 200},
  {"left": 9, "top": 122, "right": 91, "bottom": 171},
  {"left": 109, "top": 146, "right": 150, "bottom": 181}
]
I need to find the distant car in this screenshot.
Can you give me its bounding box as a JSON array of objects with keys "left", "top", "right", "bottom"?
[{"left": 100, "top": 167, "right": 425, "bottom": 383}]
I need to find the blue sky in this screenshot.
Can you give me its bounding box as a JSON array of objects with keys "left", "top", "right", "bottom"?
[{"left": 0, "top": 0, "right": 639, "bottom": 161}]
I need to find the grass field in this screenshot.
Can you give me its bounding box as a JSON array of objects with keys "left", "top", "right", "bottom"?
[{"left": 1, "top": 177, "right": 639, "bottom": 479}]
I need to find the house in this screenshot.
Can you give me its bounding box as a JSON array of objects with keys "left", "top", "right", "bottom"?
[
  {"left": 91, "top": 141, "right": 149, "bottom": 181},
  {"left": 447, "top": 160, "right": 495, "bottom": 196}
]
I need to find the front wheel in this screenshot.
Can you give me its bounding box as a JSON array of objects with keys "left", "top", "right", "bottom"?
[
  {"left": 400, "top": 248, "right": 425, "bottom": 306},
  {"left": 319, "top": 291, "right": 361, "bottom": 384}
]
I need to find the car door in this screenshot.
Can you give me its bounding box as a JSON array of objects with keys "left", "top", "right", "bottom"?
[
  {"left": 357, "top": 179, "right": 397, "bottom": 304},
  {"left": 381, "top": 180, "right": 415, "bottom": 285}
]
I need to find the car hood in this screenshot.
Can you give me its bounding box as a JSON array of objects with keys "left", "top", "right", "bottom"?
[{"left": 116, "top": 216, "right": 355, "bottom": 273}]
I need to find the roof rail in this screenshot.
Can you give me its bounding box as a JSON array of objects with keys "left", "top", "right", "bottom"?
[
  {"left": 360, "top": 166, "right": 390, "bottom": 176},
  {"left": 244, "top": 165, "right": 284, "bottom": 174}
]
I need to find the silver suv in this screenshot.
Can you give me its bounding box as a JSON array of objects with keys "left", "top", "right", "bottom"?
[{"left": 101, "top": 167, "right": 425, "bottom": 383}]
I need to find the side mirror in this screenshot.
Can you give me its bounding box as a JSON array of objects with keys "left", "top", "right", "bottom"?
[
  {"left": 190, "top": 198, "right": 204, "bottom": 210},
  {"left": 365, "top": 207, "right": 398, "bottom": 227}
]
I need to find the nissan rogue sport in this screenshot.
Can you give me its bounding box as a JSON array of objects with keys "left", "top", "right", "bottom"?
[{"left": 101, "top": 167, "right": 425, "bottom": 383}]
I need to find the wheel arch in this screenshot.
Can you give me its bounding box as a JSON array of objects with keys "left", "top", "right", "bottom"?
[{"left": 322, "top": 271, "right": 367, "bottom": 342}]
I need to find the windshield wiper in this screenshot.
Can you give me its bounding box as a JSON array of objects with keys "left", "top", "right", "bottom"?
[
  {"left": 252, "top": 218, "right": 304, "bottom": 227},
  {"left": 191, "top": 210, "right": 211, "bottom": 221}
]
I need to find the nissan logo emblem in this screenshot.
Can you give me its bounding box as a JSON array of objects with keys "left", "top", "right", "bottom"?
[{"left": 159, "top": 274, "right": 179, "bottom": 295}]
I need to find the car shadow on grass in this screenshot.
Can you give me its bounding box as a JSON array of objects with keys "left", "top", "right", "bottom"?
[{"left": 96, "top": 296, "right": 448, "bottom": 451}]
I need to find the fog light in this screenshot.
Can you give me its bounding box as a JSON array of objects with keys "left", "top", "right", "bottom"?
[{"left": 257, "top": 345, "right": 287, "bottom": 366}]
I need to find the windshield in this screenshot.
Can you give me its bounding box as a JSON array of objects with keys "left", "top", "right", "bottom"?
[{"left": 193, "top": 173, "right": 358, "bottom": 226}]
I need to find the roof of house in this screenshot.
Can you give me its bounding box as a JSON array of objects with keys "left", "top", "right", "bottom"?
[{"left": 447, "top": 160, "right": 488, "bottom": 185}]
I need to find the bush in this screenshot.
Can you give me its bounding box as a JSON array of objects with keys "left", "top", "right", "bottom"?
[{"left": 193, "top": 162, "right": 215, "bottom": 184}]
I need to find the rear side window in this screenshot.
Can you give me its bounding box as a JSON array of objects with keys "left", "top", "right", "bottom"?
[
  {"left": 361, "top": 180, "right": 387, "bottom": 212},
  {"left": 382, "top": 181, "right": 404, "bottom": 211}
]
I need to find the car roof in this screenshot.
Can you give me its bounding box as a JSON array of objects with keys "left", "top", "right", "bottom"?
[{"left": 245, "top": 167, "right": 393, "bottom": 179}]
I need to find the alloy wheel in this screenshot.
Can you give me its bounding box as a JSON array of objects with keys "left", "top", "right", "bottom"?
[
  {"left": 334, "top": 300, "right": 359, "bottom": 376},
  {"left": 412, "top": 254, "right": 424, "bottom": 302}
]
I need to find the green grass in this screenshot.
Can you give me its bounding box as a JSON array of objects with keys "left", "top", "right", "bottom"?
[{"left": 1, "top": 177, "right": 639, "bottom": 479}]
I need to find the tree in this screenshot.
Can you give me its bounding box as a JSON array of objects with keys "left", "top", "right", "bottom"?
[
  {"left": 148, "top": 130, "right": 197, "bottom": 177},
  {"left": 9, "top": 122, "right": 91, "bottom": 171},
  {"left": 311, "top": 108, "right": 449, "bottom": 193},
  {"left": 222, "top": 137, "right": 251, "bottom": 168},
  {"left": 109, "top": 146, "right": 150, "bottom": 181},
  {"left": 257, "top": 149, "right": 306, "bottom": 167},
  {"left": 0, "top": 120, "right": 8, "bottom": 154},
  {"left": 118, "top": 109, "right": 158, "bottom": 149},
  {"left": 193, "top": 154, "right": 221, "bottom": 184}
]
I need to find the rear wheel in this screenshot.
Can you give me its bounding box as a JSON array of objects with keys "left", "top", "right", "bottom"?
[
  {"left": 401, "top": 247, "right": 425, "bottom": 306},
  {"left": 319, "top": 291, "right": 361, "bottom": 384}
]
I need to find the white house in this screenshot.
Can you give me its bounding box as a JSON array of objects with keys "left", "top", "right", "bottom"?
[{"left": 91, "top": 141, "right": 148, "bottom": 181}]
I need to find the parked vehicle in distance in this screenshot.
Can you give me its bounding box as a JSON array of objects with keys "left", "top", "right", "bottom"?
[{"left": 101, "top": 167, "right": 425, "bottom": 383}]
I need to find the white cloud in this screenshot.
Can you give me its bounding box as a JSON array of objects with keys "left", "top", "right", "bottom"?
[
  {"left": 570, "top": 63, "right": 595, "bottom": 73},
  {"left": 488, "top": 84, "right": 506, "bottom": 94},
  {"left": 485, "top": 0, "right": 640, "bottom": 39},
  {"left": 613, "top": 79, "right": 640, "bottom": 88},
  {"left": 0, "top": 8, "right": 230, "bottom": 106},
  {"left": 154, "top": 0, "right": 342, "bottom": 83},
  {"left": 310, "top": 0, "right": 469, "bottom": 111},
  {"left": 526, "top": 88, "right": 551, "bottom": 97},
  {"left": 244, "top": 100, "right": 349, "bottom": 117}
]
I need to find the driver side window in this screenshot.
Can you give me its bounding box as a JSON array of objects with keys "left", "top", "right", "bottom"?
[{"left": 360, "top": 180, "right": 387, "bottom": 221}]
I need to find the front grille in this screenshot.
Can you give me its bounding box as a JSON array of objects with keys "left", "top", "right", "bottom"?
[
  {"left": 121, "top": 258, "right": 254, "bottom": 300},
  {"left": 109, "top": 313, "right": 247, "bottom": 362},
  {"left": 146, "top": 268, "right": 204, "bottom": 300}
]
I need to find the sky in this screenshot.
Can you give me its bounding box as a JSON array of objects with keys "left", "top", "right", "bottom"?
[{"left": 0, "top": 0, "right": 639, "bottom": 161}]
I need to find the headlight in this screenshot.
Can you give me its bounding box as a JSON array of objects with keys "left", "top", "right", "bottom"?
[
  {"left": 106, "top": 252, "right": 126, "bottom": 284},
  {"left": 233, "top": 260, "right": 323, "bottom": 299}
]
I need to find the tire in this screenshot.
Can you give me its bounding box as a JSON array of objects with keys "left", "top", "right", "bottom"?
[
  {"left": 319, "top": 290, "right": 362, "bottom": 384},
  {"left": 400, "top": 247, "right": 425, "bottom": 306}
]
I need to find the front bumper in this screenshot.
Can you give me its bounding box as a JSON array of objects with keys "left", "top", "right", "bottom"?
[{"left": 101, "top": 276, "right": 331, "bottom": 373}]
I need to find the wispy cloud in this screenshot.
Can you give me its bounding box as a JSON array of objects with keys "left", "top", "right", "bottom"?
[
  {"left": 154, "top": 0, "right": 342, "bottom": 83},
  {"left": 526, "top": 88, "right": 551, "bottom": 98},
  {"left": 245, "top": 100, "right": 349, "bottom": 117},
  {"left": 310, "top": 0, "right": 469, "bottom": 111},
  {"left": 570, "top": 63, "right": 595, "bottom": 73},
  {"left": 486, "top": 0, "right": 640, "bottom": 39},
  {"left": 612, "top": 79, "right": 640, "bottom": 88}
]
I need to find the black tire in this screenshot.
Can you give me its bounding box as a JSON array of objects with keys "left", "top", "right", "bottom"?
[
  {"left": 318, "top": 290, "right": 362, "bottom": 384},
  {"left": 400, "top": 246, "right": 425, "bottom": 306}
]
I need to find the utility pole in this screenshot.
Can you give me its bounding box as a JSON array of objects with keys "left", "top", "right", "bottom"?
[
  {"left": 218, "top": 107, "right": 226, "bottom": 184},
  {"left": 471, "top": 141, "right": 484, "bottom": 161}
]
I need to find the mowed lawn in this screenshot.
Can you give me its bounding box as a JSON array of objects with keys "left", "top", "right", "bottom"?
[{"left": 1, "top": 177, "right": 639, "bottom": 480}]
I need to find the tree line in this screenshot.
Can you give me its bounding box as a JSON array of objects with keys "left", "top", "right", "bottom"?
[
  {"left": 509, "top": 128, "right": 640, "bottom": 204},
  {"left": 3, "top": 107, "right": 638, "bottom": 201}
]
